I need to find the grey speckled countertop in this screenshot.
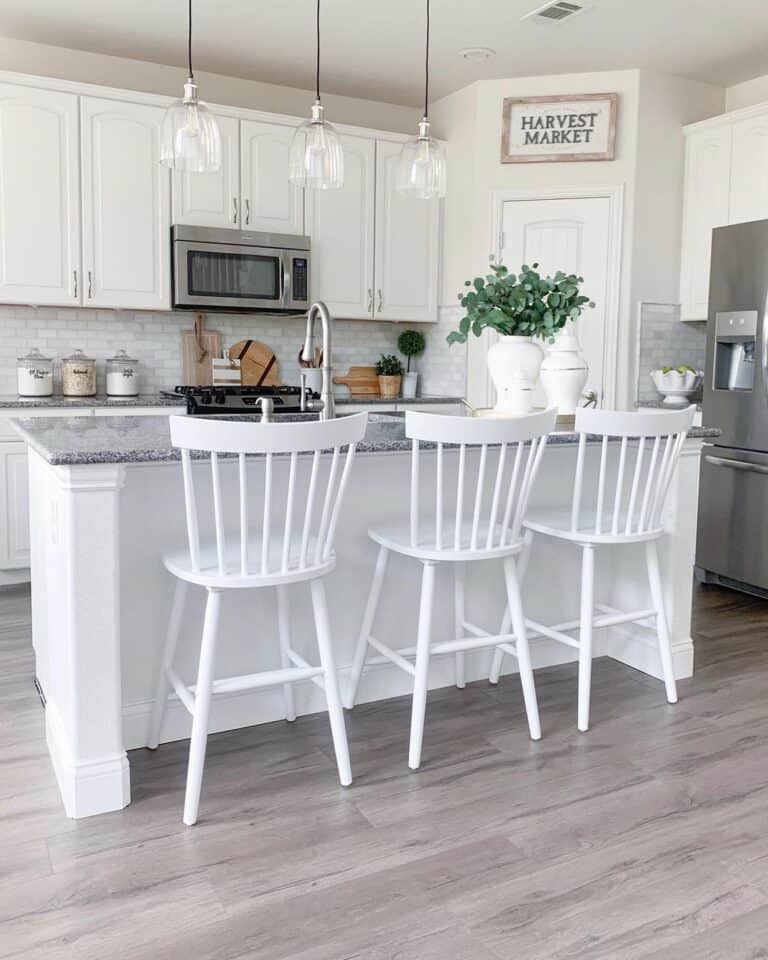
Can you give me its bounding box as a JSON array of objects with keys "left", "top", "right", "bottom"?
[
  {"left": 0, "top": 393, "right": 463, "bottom": 410},
  {"left": 10, "top": 412, "right": 722, "bottom": 467}
]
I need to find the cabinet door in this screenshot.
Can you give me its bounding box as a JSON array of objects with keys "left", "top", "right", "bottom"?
[
  {"left": 729, "top": 115, "right": 768, "bottom": 224},
  {"left": 81, "top": 97, "right": 170, "bottom": 309},
  {"left": 240, "top": 120, "right": 304, "bottom": 234},
  {"left": 680, "top": 126, "right": 732, "bottom": 321},
  {"left": 0, "top": 84, "right": 80, "bottom": 305},
  {"left": 374, "top": 139, "right": 440, "bottom": 323},
  {"left": 0, "top": 442, "right": 29, "bottom": 569},
  {"left": 172, "top": 114, "right": 240, "bottom": 228},
  {"left": 306, "top": 134, "right": 375, "bottom": 319}
]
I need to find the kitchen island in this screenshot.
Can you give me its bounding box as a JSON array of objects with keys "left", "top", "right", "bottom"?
[{"left": 13, "top": 413, "right": 718, "bottom": 818}]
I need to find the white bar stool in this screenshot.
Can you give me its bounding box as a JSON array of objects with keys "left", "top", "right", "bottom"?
[
  {"left": 146, "top": 412, "right": 368, "bottom": 825},
  {"left": 346, "top": 407, "right": 558, "bottom": 769},
  {"left": 490, "top": 405, "right": 696, "bottom": 732}
]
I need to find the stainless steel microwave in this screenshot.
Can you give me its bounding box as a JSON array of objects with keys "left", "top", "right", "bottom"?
[{"left": 171, "top": 225, "right": 310, "bottom": 313}]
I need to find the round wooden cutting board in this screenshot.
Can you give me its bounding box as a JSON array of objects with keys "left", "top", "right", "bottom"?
[{"left": 228, "top": 340, "right": 281, "bottom": 387}]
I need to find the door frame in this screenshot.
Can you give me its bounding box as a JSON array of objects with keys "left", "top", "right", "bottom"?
[{"left": 486, "top": 183, "right": 625, "bottom": 409}]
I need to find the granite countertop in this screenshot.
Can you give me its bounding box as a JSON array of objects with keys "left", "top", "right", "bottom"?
[
  {"left": 11, "top": 412, "right": 722, "bottom": 467},
  {"left": 0, "top": 393, "right": 462, "bottom": 410}
]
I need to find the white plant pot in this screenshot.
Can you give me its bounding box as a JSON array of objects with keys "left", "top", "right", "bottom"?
[
  {"left": 402, "top": 370, "right": 419, "bottom": 399},
  {"left": 487, "top": 335, "right": 544, "bottom": 415},
  {"left": 539, "top": 323, "right": 589, "bottom": 418}
]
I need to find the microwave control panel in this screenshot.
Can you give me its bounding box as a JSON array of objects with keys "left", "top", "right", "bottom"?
[{"left": 292, "top": 258, "right": 308, "bottom": 302}]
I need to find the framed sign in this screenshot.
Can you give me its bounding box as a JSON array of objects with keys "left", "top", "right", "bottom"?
[{"left": 501, "top": 93, "right": 617, "bottom": 164}]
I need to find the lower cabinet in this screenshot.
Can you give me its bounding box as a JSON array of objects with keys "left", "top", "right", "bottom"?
[{"left": 0, "top": 442, "right": 30, "bottom": 570}]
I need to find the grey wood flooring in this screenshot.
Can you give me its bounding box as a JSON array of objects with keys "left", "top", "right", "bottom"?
[{"left": 2, "top": 582, "right": 768, "bottom": 958}]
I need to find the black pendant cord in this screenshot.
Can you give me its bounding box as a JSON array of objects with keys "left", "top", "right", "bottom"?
[
  {"left": 187, "top": 0, "right": 194, "bottom": 79},
  {"left": 316, "top": 0, "right": 321, "bottom": 102},
  {"left": 424, "top": 0, "right": 430, "bottom": 120}
]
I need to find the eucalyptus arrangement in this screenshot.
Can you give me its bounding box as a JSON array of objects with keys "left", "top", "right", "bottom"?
[{"left": 447, "top": 259, "right": 595, "bottom": 346}]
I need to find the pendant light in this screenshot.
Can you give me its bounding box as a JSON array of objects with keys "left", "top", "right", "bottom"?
[
  {"left": 289, "top": 0, "right": 344, "bottom": 189},
  {"left": 397, "top": 0, "right": 446, "bottom": 199},
  {"left": 160, "top": 0, "right": 221, "bottom": 173}
]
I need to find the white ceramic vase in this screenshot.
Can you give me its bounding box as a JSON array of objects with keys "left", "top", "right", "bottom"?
[
  {"left": 487, "top": 335, "right": 544, "bottom": 415},
  {"left": 539, "top": 323, "right": 589, "bottom": 418},
  {"left": 401, "top": 371, "right": 419, "bottom": 399}
]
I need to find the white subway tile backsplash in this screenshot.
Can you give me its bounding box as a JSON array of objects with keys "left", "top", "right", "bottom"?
[
  {"left": 0, "top": 304, "right": 467, "bottom": 398},
  {"left": 636, "top": 302, "right": 706, "bottom": 403}
]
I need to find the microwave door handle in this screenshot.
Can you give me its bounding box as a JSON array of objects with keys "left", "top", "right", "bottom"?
[
  {"left": 705, "top": 454, "right": 768, "bottom": 475},
  {"left": 279, "top": 257, "right": 286, "bottom": 305}
]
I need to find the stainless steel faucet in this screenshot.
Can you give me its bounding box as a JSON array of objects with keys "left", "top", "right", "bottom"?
[{"left": 301, "top": 301, "right": 335, "bottom": 419}]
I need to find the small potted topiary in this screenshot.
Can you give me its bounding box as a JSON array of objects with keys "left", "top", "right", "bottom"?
[
  {"left": 397, "top": 329, "right": 426, "bottom": 399},
  {"left": 375, "top": 353, "right": 404, "bottom": 398}
]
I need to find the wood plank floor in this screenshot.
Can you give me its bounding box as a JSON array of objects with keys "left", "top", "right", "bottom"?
[{"left": 2, "top": 582, "right": 768, "bottom": 958}]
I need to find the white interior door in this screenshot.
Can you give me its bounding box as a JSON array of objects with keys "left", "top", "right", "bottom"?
[
  {"left": 172, "top": 114, "right": 240, "bottom": 228},
  {"left": 0, "top": 84, "right": 80, "bottom": 305},
  {"left": 491, "top": 196, "right": 612, "bottom": 407}
]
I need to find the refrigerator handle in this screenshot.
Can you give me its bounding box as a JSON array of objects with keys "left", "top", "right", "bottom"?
[{"left": 705, "top": 454, "right": 768, "bottom": 475}]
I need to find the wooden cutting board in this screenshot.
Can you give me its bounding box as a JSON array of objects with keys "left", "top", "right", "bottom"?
[
  {"left": 228, "top": 339, "right": 281, "bottom": 387},
  {"left": 333, "top": 366, "right": 379, "bottom": 396},
  {"left": 181, "top": 314, "right": 222, "bottom": 386}
]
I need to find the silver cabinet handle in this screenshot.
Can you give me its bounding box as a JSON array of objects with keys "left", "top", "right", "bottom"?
[
  {"left": 244, "top": 199, "right": 250, "bottom": 225},
  {"left": 87, "top": 271, "right": 93, "bottom": 299},
  {"left": 705, "top": 454, "right": 768, "bottom": 475},
  {"left": 232, "top": 197, "right": 238, "bottom": 223},
  {"left": 377, "top": 288, "right": 383, "bottom": 313},
  {"left": 73, "top": 269, "right": 78, "bottom": 299},
  {"left": 367, "top": 288, "right": 373, "bottom": 312}
]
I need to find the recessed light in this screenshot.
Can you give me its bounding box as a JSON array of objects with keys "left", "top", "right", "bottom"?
[{"left": 459, "top": 47, "right": 496, "bottom": 62}]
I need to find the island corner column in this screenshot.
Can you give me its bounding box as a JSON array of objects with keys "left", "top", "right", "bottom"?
[{"left": 28, "top": 449, "right": 130, "bottom": 818}]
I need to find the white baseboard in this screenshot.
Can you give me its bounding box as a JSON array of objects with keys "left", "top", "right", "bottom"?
[
  {"left": 122, "top": 629, "right": 684, "bottom": 751},
  {"left": 46, "top": 700, "right": 130, "bottom": 819}
]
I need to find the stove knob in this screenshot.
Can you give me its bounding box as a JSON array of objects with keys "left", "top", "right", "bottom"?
[
  {"left": 215, "top": 389, "right": 226, "bottom": 404},
  {"left": 201, "top": 390, "right": 211, "bottom": 405}
]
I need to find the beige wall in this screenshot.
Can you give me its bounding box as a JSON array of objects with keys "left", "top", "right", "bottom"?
[
  {"left": 726, "top": 74, "right": 768, "bottom": 112},
  {"left": 0, "top": 35, "right": 421, "bottom": 134}
]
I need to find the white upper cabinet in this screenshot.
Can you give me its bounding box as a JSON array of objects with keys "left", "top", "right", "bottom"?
[
  {"left": 81, "top": 97, "right": 170, "bottom": 310},
  {"left": 307, "top": 133, "right": 375, "bottom": 319},
  {"left": 0, "top": 84, "right": 80, "bottom": 305},
  {"left": 680, "top": 125, "right": 732, "bottom": 321},
  {"left": 374, "top": 139, "right": 440, "bottom": 323},
  {"left": 729, "top": 114, "right": 768, "bottom": 225},
  {"left": 172, "top": 114, "right": 240, "bottom": 228},
  {"left": 240, "top": 120, "right": 304, "bottom": 234}
]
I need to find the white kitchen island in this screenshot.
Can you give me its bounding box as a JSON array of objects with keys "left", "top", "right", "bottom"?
[{"left": 13, "top": 412, "right": 717, "bottom": 818}]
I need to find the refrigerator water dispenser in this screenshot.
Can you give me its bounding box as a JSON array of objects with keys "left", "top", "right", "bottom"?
[{"left": 713, "top": 311, "right": 757, "bottom": 391}]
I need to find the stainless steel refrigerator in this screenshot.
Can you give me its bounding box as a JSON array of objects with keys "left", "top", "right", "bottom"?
[{"left": 696, "top": 219, "right": 768, "bottom": 595}]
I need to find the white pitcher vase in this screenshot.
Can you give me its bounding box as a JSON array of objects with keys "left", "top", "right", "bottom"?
[
  {"left": 487, "top": 335, "right": 544, "bottom": 415},
  {"left": 539, "top": 322, "right": 589, "bottom": 418}
]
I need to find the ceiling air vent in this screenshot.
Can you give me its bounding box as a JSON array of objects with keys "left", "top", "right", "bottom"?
[{"left": 521, "top": 1, "right": 590, "bottom": 24}]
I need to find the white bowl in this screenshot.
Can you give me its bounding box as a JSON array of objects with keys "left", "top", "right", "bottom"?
[{"left": 650, "top": 368, "right": 703, "bottom": 406}]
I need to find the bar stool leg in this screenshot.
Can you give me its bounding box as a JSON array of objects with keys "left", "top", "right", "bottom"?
[
  {"left": 454, "top": 563, "right": 466, "bottom": 689},
  {"left": 147, "top": 578, "right": 189, "bottom": 749},
  {"left": 183, "top": 588, "right": 223, "bottom": 826},
  {"left": 578, "top": 545, "right": 595, "bottom": 733},
  {"left": 345, "top": 545, "right": 389, "bottom": 709},
  {"left": 504, "top": 555, "right": 541, "bottom": 741},
  {"left": 490, "top": 530, "right": 534, "bottom": 685},
  {"left": 645, "top": 540, "right": 678, "bottom": 704},
  {"left": 276, "top": 585, "right": 296, "bottom": 722},
  {"left": 409, "top": 561, "right": 436, "bottom": 770},
  {"left": 311, "top": 578, "right": 352, "bottom": 786}
]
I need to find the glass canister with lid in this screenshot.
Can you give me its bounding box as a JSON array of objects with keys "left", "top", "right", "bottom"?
[
  {"left": 17, "top": 348, "right": 54, "bottom": 397},
  {"left": 61, "top": 349, "right": 97, "bottom": 397},
  {"left": 106, "top": 349, "right": 139, "bottom": 397}
]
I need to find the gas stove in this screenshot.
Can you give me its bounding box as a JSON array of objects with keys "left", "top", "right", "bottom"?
[{"left": 161, "top": 385, "right": 315, "bottom": 416}]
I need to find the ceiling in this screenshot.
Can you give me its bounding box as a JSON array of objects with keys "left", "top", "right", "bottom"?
[{"left": 1, "top": 0, "right": 768, "bottom": 106}]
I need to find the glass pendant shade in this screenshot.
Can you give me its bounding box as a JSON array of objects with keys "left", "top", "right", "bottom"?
[
  {"left": 160, "top": 79, "right": 221, "bottom": 173},
  {"left": 289, "top": 101, "right": 344, "bottom": 189},
  {"left": 397, "top": 118, "right": 446, "bottom": 199}
]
